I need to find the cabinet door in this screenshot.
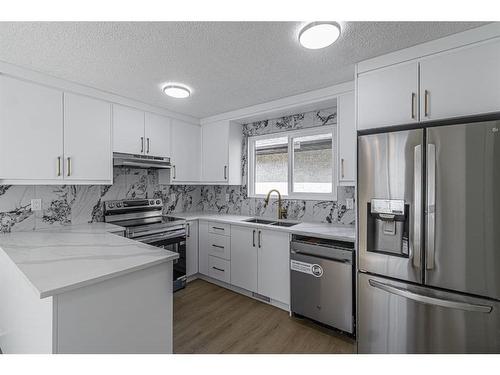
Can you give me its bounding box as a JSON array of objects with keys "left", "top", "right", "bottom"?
[
  {"left": 113, "top": 104, "right": 145, "bottom": 154},
  {"left": 338, "top": 92, "right": 356, "bottom": 183},
  {"left": 230, "top": 226, "right": 258, "bottom": 292},
  {"left": 171, "top": 119, "right": 201, "bottom": 183},
  {"left": 145, "top": 112, "right": 171, "bottom": 158},
  {"left": 198, "top": 221, "right": 209, "bottom": 276},
  {"left": 186, "top": 220, "right": 199, "bottom": 277},
  {"left": 357, "top": 61, "right": 419, "bottom": 130},
  {"left": 201, "top": 121, "right": 228, "bottom": 182},
  {"left": 64, "top": 93, "right": 112, "bottom": 183},
  {"left": 0, "top": 75, "right": 63, "bottom": 181},
  {"left": 257, "top": 229, "right": 290, "bottom": 305},
  {"left": 419, "top": 39, "right": 500, "bottom": 122}
]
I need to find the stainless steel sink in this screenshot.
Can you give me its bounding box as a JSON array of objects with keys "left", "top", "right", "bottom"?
[
  {"left": 270, "top": 221, "right": 299, "bottom": 227},
  {"left": 243, "top": 218, "right": 299, "bottom": 227},
  {"left": 244, "top": 218, "right": 277, "bottom": 225}
]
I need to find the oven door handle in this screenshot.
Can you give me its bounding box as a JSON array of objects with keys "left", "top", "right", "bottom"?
[{"left": 136, "top": 231, "right": 186, "bottom": 244}]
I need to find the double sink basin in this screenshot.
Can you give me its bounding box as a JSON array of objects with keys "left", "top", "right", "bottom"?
[{"left": 243, "top": 217, "right": 299, "bottom": 227}]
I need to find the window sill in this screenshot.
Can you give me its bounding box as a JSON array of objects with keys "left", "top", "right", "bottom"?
[{"left": 248, "top": 193, "right": 336, "bottom": 201}]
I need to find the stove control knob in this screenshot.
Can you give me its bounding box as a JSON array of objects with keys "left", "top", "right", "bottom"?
[
  {"left": 156, "top": 200, "right": 161, "bottom": 205},
  {"left": 108, "top": 203, "right": 114, "bottom": 208},
  {"left": 149, "top": 200, "right": 154, "bottom": 205},
  {"left": 116, "top": 203, "right": 122, "bottom": 208}
]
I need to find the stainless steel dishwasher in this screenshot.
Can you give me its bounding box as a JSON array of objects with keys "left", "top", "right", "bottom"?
[{"left": 290, "top": 234, "right": 354, "bottom": 334}]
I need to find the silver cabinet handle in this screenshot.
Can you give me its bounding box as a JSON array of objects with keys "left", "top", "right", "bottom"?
[
  {"left": 212, "top": 266, "right": 225, "bottom": 272},
  {"left": 258, "top": 230, "right": 262, "bottom": 248},
  {"left": 140, "top": 137, "right": 144, "bottom": 153},
  {"left": 212, "top": 226, "right": 224, "bottom": 231},
  {"left": 424, "top": 90, "right": 430, "bottom": 117},
  {"left": 413, "top": 144, "right": 422, "bottom": 268},
  {"left": 426, "top": 143, "right": 436, "bottom": 270},
  {"left": 369, "top": 279, "right": 492, "bottom": 313},
  {"left": 341, "top": 158, "right": 345, "bottom": 179},
  {"left": 57, "top": 156, "right": 61, "bottom": 177},
  {"left": 172, "top": 165, "right": 176, "bottom": 179},
  {"left": 211, "top": 244, "right": 224, "bottom": 249},
  {"left": 186, "top": 223, "right": 190, "bottom": 238},
  {"left": 67, "top": 157, "right": 71, "bottom": 177},
  {"left": 147, "top": 138, "right": 150, "bottom": 154},
  {"left": 252, "top": 229, "right": 256, "bottom": 247},
  {"left": 411, "top": 92, "right": 416, "bottom": 119},
  {"left": 224, "top": 165, "right": 227, "bottom": 180}
]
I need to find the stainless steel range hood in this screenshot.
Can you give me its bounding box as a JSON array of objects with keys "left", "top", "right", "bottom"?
[{"left": 113, "top": 153, "right": 171, "bottom": 169}]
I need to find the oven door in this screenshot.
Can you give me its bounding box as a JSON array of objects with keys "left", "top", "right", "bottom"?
[{"left": 135, "top": 229, "right": 187, "bottom": 291}]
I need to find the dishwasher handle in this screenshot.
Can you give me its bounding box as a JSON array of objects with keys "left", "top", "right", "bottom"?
[{"left": 291, "top": 241, "right": 353, "bottom": 264}]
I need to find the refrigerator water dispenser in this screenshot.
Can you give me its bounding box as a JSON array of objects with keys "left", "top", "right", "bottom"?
[{"left": 367, "top": 199, "right": 409, "bottom": 257}]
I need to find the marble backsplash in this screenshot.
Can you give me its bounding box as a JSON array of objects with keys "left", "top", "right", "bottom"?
[
  {"left": 0, "top": 107, "right": 355, "bottom": 233},
  {"left": 0, "top": 167, "right": 200, "bottom": 233},
  {"left": 0, "top": 169, "right": 355, "bottom": 233}
]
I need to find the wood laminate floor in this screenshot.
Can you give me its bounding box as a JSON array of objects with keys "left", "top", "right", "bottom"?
[{"left": 173, "top": 279, "right": 355, "bottom": 354}]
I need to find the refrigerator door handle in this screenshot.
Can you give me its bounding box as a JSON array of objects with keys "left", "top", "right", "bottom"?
[
  {"left": 426, "top": 143, "right": 436, "bottom": 270},
  {"left": 368, "top": 279, "right": 493, "bottom": 313},
  {"left": 413, "top": 144, "right": 422, "bottom": 268}
]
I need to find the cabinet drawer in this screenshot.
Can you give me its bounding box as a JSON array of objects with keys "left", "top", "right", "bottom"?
[
  {"left": 208, "top": 222, "right": 231, "bottom": 236},
  {"left": 207, "top": 233, "right": 231, "bottom": 260},
  {"left": 208, "top": 256, "right": 231, "bottom": 283}
]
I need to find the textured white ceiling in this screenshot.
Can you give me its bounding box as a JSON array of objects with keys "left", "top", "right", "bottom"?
[{"left": 0, "top": 22, "right": 485, "bottom": 119}]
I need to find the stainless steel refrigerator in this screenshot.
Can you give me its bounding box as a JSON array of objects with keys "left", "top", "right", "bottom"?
[{"left": 357, "top": 117, "right": 500, "bottom": 353}]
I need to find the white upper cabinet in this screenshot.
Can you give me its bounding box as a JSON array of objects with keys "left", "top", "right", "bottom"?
[
  {"left": 113, "top": 104, "right": 145, "bottom": 155},
  {"left": 419, "top": 39, "right": 500, "bottom": 122},
  {"left": 357, "top": 61, "right": 419, "bottom": 130},
  {"left": 170, "top": 119, "right": 201, "bottom": 183},
  {"left": 357, "top": 34, "right": 500, "bottom": 131},
  {"left": 144, "top": 112, "right": 171, "bottom": 158},
  {"left": 0, "top": 76, "right": 112, "bottom": 184},
  {"left": 230, "top": 225, "right": 258, "bottom": 292},
  {"left": 337, "top": 92, "right": 356, "bottom": 184},
  {"left": 257, "top": 229, "right": 290, "bottom": 305},
  {"left": 64, "top": 93, "right": 112, "bottom": 183},
  {"left": 201, "top": 120, "right": 242, "bottom": 184},
  {"left": 0, "top": 75, "right": 64, "bottom": 182}
]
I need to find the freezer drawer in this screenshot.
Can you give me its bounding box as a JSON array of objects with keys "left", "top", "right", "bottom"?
[
  {"left": 290, "top": 251, "right": 353, "bottom": 334},
  {"left": 358, "top": 272, "right": 500, "bottom": 353}
]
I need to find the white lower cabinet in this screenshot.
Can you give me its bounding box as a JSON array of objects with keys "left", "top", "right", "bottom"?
[
  {"left": 198, "top": 221, "right": 290, "bottom": 307},
  {"left": 208, "top": 256, "right": 231, "bottom": 283},
  {"left": 186, "top": 220, "right": 199, "bottom": 277},
  {"left": 230, "top": 226, "right": 258, "bottom": 292},
  {"left": 257, "top": 229, "right": 290, "bottom": 305}
]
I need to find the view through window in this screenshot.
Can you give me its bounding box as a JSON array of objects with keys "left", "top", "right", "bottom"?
[{"left": 250, "top": 128, "right": 334, "bottom": 198}]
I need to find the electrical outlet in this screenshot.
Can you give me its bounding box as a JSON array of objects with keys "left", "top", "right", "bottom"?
[
  {"left": 346, "top": 198, "right": 354, "bottom": 210},
  {"left": 31, "top": 199, "right": 42, "bottom": 211},
  {"left": 225, "top": 193, "right": 230, "bottom": 202}
]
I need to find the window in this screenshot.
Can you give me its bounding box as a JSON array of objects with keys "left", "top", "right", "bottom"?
[{"left": 248, "top": 127, "right": 336, "bottom": 199}]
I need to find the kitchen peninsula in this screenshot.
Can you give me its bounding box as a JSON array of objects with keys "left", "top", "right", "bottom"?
[{"left": 0, "top": 223, "right": 178, "bottom": 354}]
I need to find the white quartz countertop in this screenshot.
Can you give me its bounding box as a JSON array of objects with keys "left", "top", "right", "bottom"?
[
  {"left": 0, "top": 223, "right": 178, "bottom": 299},
  {"left": 170, "top": 212, "right": 355, "bottom": 242}
]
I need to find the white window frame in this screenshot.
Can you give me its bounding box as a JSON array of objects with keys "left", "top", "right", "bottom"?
[{"left": 248, "top": 126, "right": 338, "bottom": 200}]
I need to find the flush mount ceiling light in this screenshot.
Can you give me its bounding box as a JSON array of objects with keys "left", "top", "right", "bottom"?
[
  {"left": 162, "top": 83, "right": 191, "bottom": 99},
  {"left": 298, "top": 22, "right": 341, "bottom": 49}
]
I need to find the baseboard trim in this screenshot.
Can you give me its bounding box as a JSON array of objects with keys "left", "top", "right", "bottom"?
[{"left": 194, "top": 274, "right": 290, "bottom": 312}]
